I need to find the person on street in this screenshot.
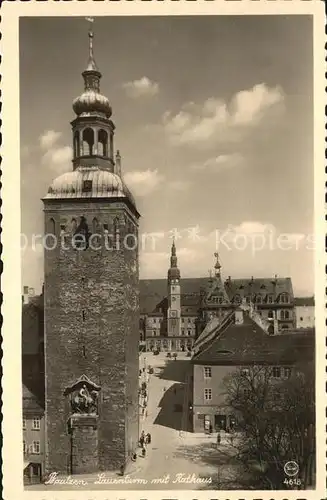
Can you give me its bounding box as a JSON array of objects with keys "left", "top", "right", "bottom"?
[
  {"left": 146, "top": 432, "right": 151, "bottom": 444},
  {"left": 139, "top": 431, "right": 145, "bottom": 447},
  {"left": 217, "top": 432, "right": 221, "bottom": 448},
  {"left": 120, "top": 464, "right": 125, "bottom": 476},
  {"left": 141, "top": 446, "right": 146, "bottom": 458}
]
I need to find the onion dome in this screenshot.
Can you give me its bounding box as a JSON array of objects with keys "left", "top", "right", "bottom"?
[
  {"left": 45, "top": 167, "right": 136, "bottom": 207},
  {"left": 72, "top": 26, "right": 112, "bottom": 118}
]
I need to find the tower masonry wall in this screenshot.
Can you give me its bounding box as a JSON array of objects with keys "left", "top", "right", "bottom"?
[{"left": 43, "top": 200, "right": 139, "bottom": 473}]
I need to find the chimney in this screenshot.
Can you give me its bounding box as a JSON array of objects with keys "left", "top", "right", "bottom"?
[
  {"left": 273, "top": 318, "right": 279, "bottom": 335},
  {"left": 23, "top": 285, "right": 29, "bottom": 305},
  {"left": 235, "top": 309, "right": 244, "bottom": 325},
  {"left": 115, "top": 150, "right": 122, "bottom": 177}
]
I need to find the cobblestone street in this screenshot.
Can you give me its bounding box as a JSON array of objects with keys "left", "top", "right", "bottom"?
[{"left": 27, "top": 352, "right": 244, "bottom": 491}]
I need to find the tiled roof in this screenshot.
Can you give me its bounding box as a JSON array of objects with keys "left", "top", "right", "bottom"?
[
  {"left": 139, "top": 278, "right": 208, "bottom": 313},
  {"left": 23, "top": 384, "right": 44, "bottom": 414},
  {"left": 139, "top": 276, "right": 294, "bottom": 314},
  {"left": 294, "top": 296, "right": 315, "bottom": 307},
  {"left": 224, "top": 277, "right": 294, "bottom": 301},
  {"left": 192, "top": 312, "right": 314, "bottom": 365}
]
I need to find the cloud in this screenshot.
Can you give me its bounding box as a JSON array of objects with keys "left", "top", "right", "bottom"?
[
  {"left": 192, "top": 153, "right": 244, "bottom": 171},
  {"left": 124, "top": 169, "right": 164, "bottom": 196},
  {"left": 39, "top": 130, "right": 62, "bottom": 149},
  {"left": 123, "top": 77, "right": 159, "bottom": 98},
  {"left": 231, "top": 221, "right": 275, "bottom": 235},
  {"left": 168, "top": 180, "right": 191, "bottom": 191},
  {"left": 41, "top": 146, "right": 73, "bottom": 175},
  {"left": 163, "top": 83, "right": 284, "bottom": 147}
]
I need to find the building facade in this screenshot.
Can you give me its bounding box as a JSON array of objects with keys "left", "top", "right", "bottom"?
[
  {"left": 191, "top": 308, "right": 314, "bottom": 433},
  {"left": 23, "top": 385, "right": 45, "bottom": 483},
  {"left": 43, "top": 27, "right": 140, "bottom": 474},
  {"left": 145, "top": 243, "right": 197, "bottom": 352},
  {"left": 295, "top": 297, "right": 315, "bottom": 328},
  {"left": 143, "top": 252, "right": 297, "bottom": 351}
]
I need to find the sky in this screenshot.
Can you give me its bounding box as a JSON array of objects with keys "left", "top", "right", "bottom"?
[{"left": 20, "top": 15, "right": 314, "bottom": 296}]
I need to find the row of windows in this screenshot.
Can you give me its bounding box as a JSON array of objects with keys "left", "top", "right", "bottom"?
[
  {"left": 151, "top": 317, "right": 196, "bottom": 324},
  {"left": 23, "top": 440, "right": 40, "bottom": 454},
  {"left": 203, "top": 366, "right": 292, "bottom": 380},
  {"left": 209, "top": 294, "right": 291, "bottom": 305},
  {"left": 22, "top": 417, "right": 40, "bottom": 430},
  {"left": 49, "top": 216, "right": 135, "bottom": 235},
  {"left": 73, "top": 128, "right": 112, "bottom": 158}
]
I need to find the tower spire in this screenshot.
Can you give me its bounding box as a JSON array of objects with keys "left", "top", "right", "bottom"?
[
  {"left": 214, "top": 251, "right": 221, "bottom": 277},
  {"left": 85, "top": 17, "right": 98, "bottom": 72},
  {"left": 168, "top": 240, "right": 180, "bottom": 282}
]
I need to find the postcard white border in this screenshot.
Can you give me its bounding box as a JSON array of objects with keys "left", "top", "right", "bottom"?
[{"left": 2, "top": 1, "right": 325, "bottom": 499}]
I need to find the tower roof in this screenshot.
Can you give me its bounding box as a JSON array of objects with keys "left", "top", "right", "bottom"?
[
  {"left": 72, "top": 21, "right": 112, "bottom": 118},
  {"left": 168, "top": 240, "right": 180, "bottom": 281},
  {"left": 45, "top": 166, "right": 136, "bottom": 206}
]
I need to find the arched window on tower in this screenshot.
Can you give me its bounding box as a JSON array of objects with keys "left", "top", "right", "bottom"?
[
  {"left": 49, "top": 218, "right": 56, "bottom": 235},
  {"left": 73, "top": 131, "right": 80, "bottom": 158},
  {"left": 92, "top": 217, "right": 98, "bottom": 234},
  {"left": 82, "top": 128, "right": 95, "bottom": 156},
  {"left": 98, "top": 129, "right": 108, "bottom": 157},
  {"left": 71, "top": 218, "right": 77, "bottom": 233}
]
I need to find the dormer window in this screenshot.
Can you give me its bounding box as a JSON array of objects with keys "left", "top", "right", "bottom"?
[
  {"left": 267, "top": 295, "right": 274, "bottom": 304},
  {"left": 279, "top": 293, "right": 289, "bottom": 304},
  {"left": 82, "top": 180, "right": 92, "bottom": 193}
]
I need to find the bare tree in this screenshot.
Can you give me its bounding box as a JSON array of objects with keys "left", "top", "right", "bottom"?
[{"left": 222, "top": 362, "right": 315, "bottom": 490}]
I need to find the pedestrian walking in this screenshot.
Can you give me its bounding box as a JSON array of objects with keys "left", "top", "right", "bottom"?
[
  {"left": 141, "top": 446, "right": 146, "bottom": 458},
  {"left": 146, "top": 432, "right": 151, "bottom": 444},
  {"left": 139, "top": 431, "right": 145, "bottom": 447},
  {"left": 216, "top": 432, "right": 221, "bottom": 448}
]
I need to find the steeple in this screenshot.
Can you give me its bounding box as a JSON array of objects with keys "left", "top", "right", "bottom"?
[
  {"left": 71, "top": 18, "right": 115, "bottom": 171},
  {"left": 85, "top": 18, "right": 99, "bottom": 73},
  {"left": 168, "top": 240, "right": 180, "bottom": 283},
  {"left": 214, "top": 251, "right": 221, "bottom": 277}
]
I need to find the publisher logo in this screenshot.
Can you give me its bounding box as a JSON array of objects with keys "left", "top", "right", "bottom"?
[{"left": 284, "top": 461, "right": 299, "bottom": 477}]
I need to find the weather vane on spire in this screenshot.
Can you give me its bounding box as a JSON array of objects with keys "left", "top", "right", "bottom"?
[
  {"left": 84, "top": 17, "right": 99, "bottom": 73},
  {"left": 85, "top": 17, "right": 94, "bottom": 36}
]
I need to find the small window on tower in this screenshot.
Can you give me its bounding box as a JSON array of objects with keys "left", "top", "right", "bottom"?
[{"left": 82, "top": 180, "right": 92, "bottom": 193}]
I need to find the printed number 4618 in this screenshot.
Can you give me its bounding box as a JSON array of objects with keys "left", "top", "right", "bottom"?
[{"left": 284, "top": 478, "right": 302, "bottom": 487}]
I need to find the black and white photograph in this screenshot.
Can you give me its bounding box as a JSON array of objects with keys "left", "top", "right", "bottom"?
[{"left": 1, "top": 2, "right": 325, "bottom": 498}]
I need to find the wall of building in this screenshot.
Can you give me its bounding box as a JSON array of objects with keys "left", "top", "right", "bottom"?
[
  {"left": 44, "top": 201, "right": 139, "bottom": 473},
  {"left": 23, "top": 415, "right": 45, "bottom": 475},
  {"left": 295, "top": 305, "right": 315, "bottom": 328},
  {"left": 192, "top": 364, "right": 236, "bottom": 432}
]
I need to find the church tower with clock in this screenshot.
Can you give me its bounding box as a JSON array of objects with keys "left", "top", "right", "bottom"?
[
  {"left": 167, "top": 241, "right": 182, "bottom": 342},
  {"left": 43, "top": 25, "right": 140, "bottom": 473}
]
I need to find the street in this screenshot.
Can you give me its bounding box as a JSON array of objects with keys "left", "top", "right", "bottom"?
[{"left": 27, "top": 352, "right": 244, "bottom": 491}]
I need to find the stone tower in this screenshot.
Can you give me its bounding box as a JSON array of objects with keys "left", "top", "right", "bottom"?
[
  {"left": 167, "top": 241, "right": 181, "bottom": 342},
  {"left": 43, "top": 25, "right": 140, "bottom": 474}
]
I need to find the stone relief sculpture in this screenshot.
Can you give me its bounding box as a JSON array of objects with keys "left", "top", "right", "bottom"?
[{"left": 64, "top": 374, "right": 101, "bottom": 415}]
